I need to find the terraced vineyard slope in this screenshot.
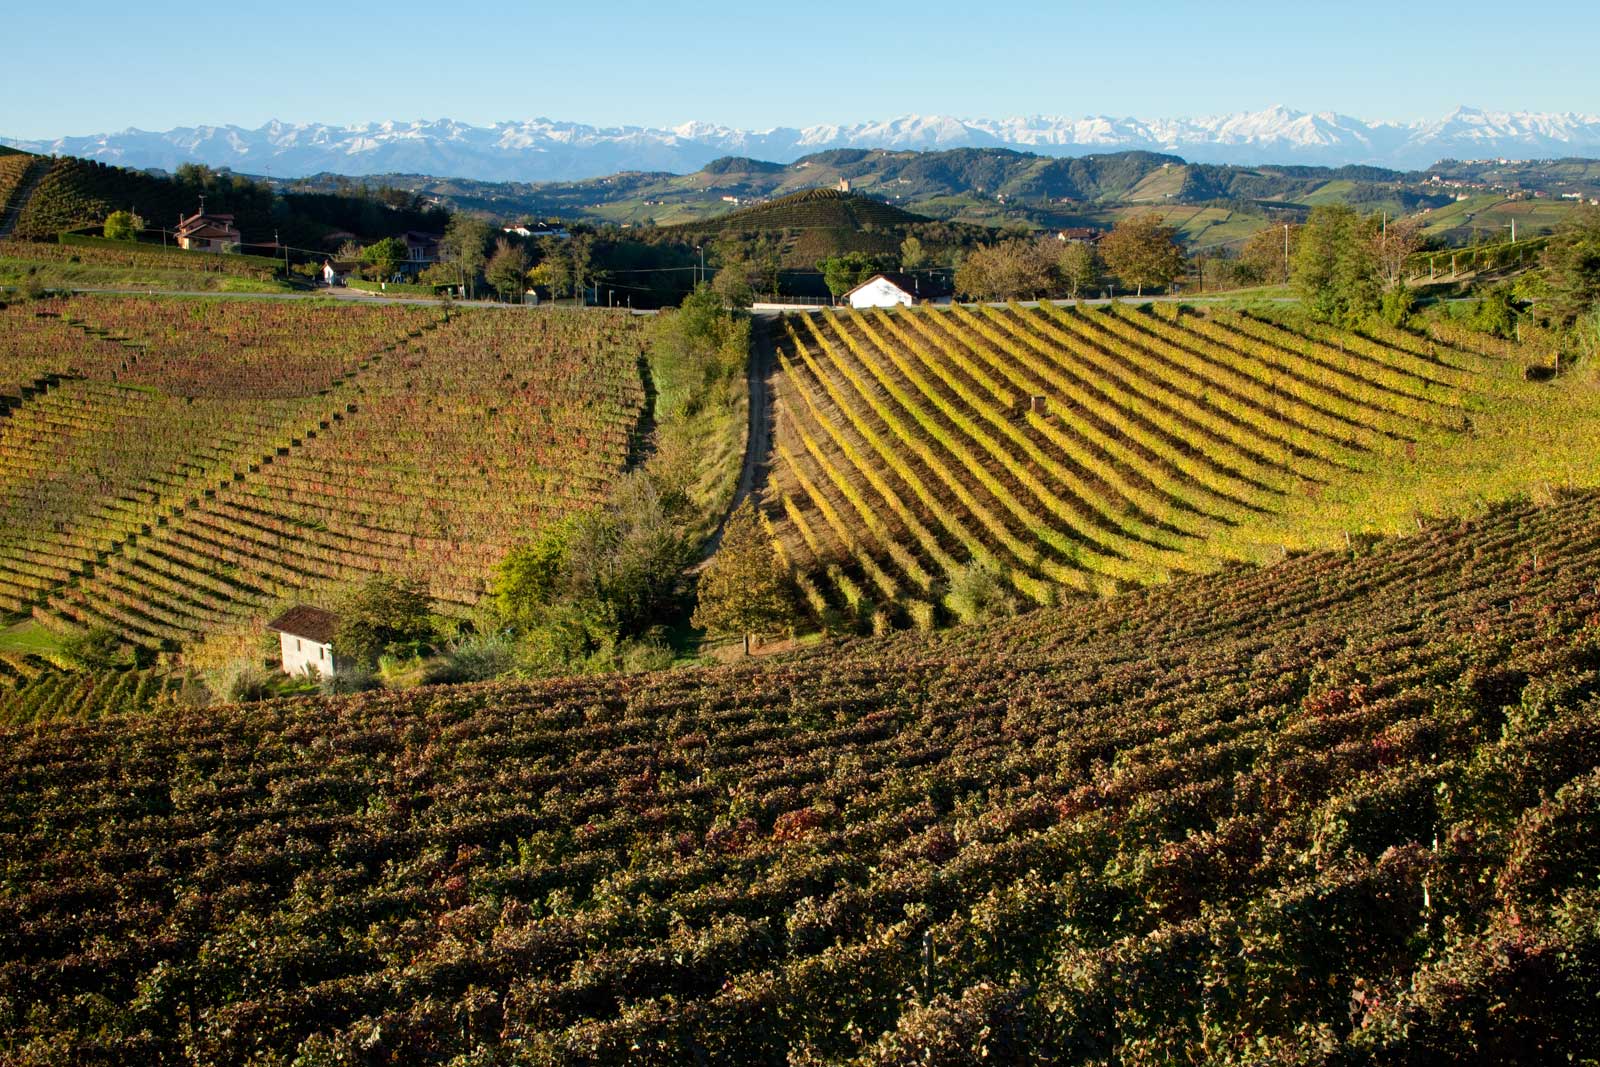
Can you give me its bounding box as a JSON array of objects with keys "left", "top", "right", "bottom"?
[
  {"left": 769, "top": 302, "right": 1530, "bottom": 631},
  {"left": 3, "top": 492, "right": 1598, "bottom": 1062},
  {"left": 0, "top": 297, "right": 648, "bottom": 653}
]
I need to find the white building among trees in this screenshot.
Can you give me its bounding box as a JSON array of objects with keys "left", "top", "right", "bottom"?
[
  {"left": 845, "top": 273, "right": 917, "bottom": 308},
  {"left": 266, "top": 605, "right": 340, "bottom": 678}
]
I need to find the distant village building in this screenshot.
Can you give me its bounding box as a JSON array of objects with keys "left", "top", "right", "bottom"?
[
  {"left": 322, "top": 259, "right": 355, "bottom": 286},
  {"left": 836, "top": 178, "right": 851, "bottom": 193},
  {"left": 174, "top": 208, "right": 241, "bottom": 252},
  {"left": 401, "top": 231, "right": 444, "bottom": 273},
  {"left": 267, "top": 605, "right": 340, "bottom": 678},
  {"left": 503, "top": 222, "right": 570, "bottom": 240},
  {"left": 844, "top": 272, "right": 949, "bottom": 309},
  {"left": 1054, "top": 227, "right": 1102, "bottom": 244}
]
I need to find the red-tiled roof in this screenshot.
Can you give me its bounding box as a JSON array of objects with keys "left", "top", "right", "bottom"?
[
  {"left": 176, "top": 212, "right": 241, "bottom": 240},
  {"left": 265, "top": 605, "right": 340, "bottom": 644}
]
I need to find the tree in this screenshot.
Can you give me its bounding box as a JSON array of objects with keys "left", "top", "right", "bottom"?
[
  {"left": 494, "top": 517, "right": 581, "bottom": 627},
  {"left": 900, "top": 235, "right": 927, "bottom": 271},
  {"left": 440, "top": 214, "right": 492, "bottom": 298},
  {"left": 1234, "top": 223, "right": 1301, "bottom": 286},
  {"left": 820, "top": 252, "right": 881, "bottom": 298},
  {"left": 711, "top": 255, "right": 756, "bottom": 308},
  {"left": 493, "top": 475, "right": 693, "bottom": 672},
  {"left": 1467, "top": 282, "right": 1521, "bottom": 338},
  {"left": 1373, "top": 216, "right": 1425, "bottom": 291},
  {"left": 955, "top": 239, "right": 1056, "bottom": 301},
  {"left": 419, "top": 261, "right": 461, "bottom": 289},
  {"left": 1293, "top": 205, "right": 1381, "bottom": 325},
  {"left": 334, "top": 575, "right": 433, "bottom": 667},
  {"left": 359, "top": 237, "right": 408, "bottom": 281},
  {"left": 530, "top": 238, "right": 573, "bottom": 299},
  {"left": 61, "top": 626, "right": 121, "bottom": 670},
  {"left": 692, "top": 497, "right": 794, "bottom": 654},
  {"left": 1057, "top": 241, "right": 1099, "bottom": 300},
  {"left": 569, "top": 234, "right": 595, "bottom": 305},
  {"left": 1541, "top": 206, "right": 1600, "bottom": 326},
  {"left": 648, "top": 284, "right": 748, "bottom": 416},
  {"left": 485, "top": 238, "right": 530, "bottom": 299},
  {"left": 103, "top": 210, "right": 143, "bottom": 242},
  {"left": 1099, "top": 214, "right": 1186, "bottom": 296}
]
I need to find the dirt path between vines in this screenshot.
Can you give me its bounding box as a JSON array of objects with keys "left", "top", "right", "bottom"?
[{"left": 694, "top": 312, "right": 777, "bottom": 567}]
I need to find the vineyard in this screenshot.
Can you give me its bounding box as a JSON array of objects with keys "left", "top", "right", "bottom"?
[
  {"left": 0, "top": 653, "right": 190, "bottom": 723},
  {"left": 0, "top": 153, "right": 36, "bottom": 221},
  {"left": 8, "top": 157, "right": 231, "bottom": 242},
  {"left": 665, "top": 189, "right": 928, "bottom": 268},
  {"left": 2, "top": 490, "right": 1598, "bottom": 1062},
  {"left": 0, "top": 297, "right": 649, "bottom": 653},
  {"left": 766, "top": 302, "right": 1533, "bottom": 631},
  {"left": 667, "top": 188, "right": 927, "bottom": 236}
]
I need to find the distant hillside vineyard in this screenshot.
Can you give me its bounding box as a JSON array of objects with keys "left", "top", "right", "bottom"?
[
  {"left": 2, "top": 490, "right": 1597, "bottom": 1061},
  {"left": 768, "top": 303, "right": 1518, "bottom": 629},
  {"left": 0, "top": 298, "right": 648, "bottom": 651},
  {"left": 665, "top": 188, "right": 932, "bottom": 267},
  {"left": 665, "top": 188, "right": 929, "bottom": 234}
]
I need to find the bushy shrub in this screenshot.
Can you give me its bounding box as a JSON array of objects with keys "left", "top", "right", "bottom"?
[
  {"left": 318, "top": 664, "right": 379, "bottom": 696},
  {"left": 225, "top": 664, "right": 275, "bottom": 703},
  {"left": 60, "top": 626, "right": 121, "bottom": 670},
  {"left": 945, "top": 559, "right": 1017, "bottom": 626},
  {"left": 423, "top": 632, "right": 517, "bottom": 685}
]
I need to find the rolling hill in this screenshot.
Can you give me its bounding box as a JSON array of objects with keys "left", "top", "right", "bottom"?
[
  {"left": 0, "top": 297, "right": 649, "bottom": 659},
  {"left": 2, "top": 486, "right": 1597, "bottom": 1061},
  {"left": 0, "top": 153, "right": 448, "bottom": 250},
  {"left": 663, "top": 187, "right": 929, "bottom": 235},
  {"left": 659, "top": 188, "right": 935, "bottom": 268},
  {"left": 290, "top": 146, "right": 1595, "bottom": 246},
  {"left": 764, "top": 301, "right": 1578, "bottom": 633}
]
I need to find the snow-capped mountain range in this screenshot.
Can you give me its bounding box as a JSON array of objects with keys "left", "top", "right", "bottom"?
[{"left": 6, "top": 106, "right": 1600, "bottom": 182}]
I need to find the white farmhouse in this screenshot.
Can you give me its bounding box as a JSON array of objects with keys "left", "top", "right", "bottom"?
[
  {"left": 266, "top": 605, "right": 340, "bottom": 678},
  {"left": 845, "top": 272, "right": 919, "bottom": 309},
  {"left": 322, "top": 259, "right": 355, "bottom": 287}
]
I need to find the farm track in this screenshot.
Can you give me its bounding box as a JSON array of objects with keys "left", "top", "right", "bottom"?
[
  {"left": 0, "top": 158, "right": 49, "bottom": 239},
  {"left": 695, "top": 312, "right": 777, "bottom": 567}
]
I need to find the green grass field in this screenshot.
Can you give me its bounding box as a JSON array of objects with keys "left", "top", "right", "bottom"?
[
  {"left": 0, "top": 255, "right": 293, "bottom": 293},
  {"left": 1122, "top": 164, "right": 1188, "bottom": 203},
  {"left": 1418, "top": 195, "right": 1583, "bottom": 242},
  {"left": 0, "top": 620, "right": 64, "bottom": 657}
]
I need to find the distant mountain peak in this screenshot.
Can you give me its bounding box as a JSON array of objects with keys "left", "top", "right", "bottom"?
[{"left": 6, "top": 106, "right": 1600, "bottom": 183}]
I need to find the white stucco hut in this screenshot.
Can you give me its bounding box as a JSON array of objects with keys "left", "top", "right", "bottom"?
[
  {"left": 266, "top": 605, "right": 340, "bottom": 678},
  {"left": 845, "top": 272, "right": 919, "bottom": 309}
]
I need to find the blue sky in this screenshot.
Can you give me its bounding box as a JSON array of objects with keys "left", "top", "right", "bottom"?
[{"left": 3, "top": 0, "right": 1597, "bottom": 138}]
